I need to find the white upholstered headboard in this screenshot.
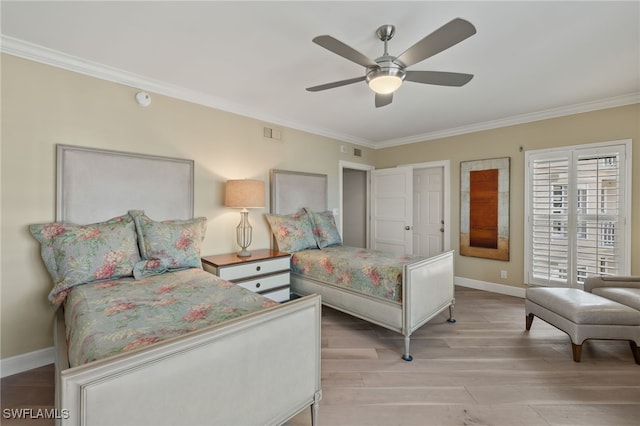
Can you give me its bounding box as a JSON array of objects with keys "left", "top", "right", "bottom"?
[
  {"left": 56, "top": 145, "right": 194, "bottom": 224},
  {"left": 270, "top": 169, "right": 328, "bottom": 215}
]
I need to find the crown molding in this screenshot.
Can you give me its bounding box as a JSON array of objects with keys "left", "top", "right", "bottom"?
[
  {"left": 375, "top": 92, "right": 640, "bottom": 149},
  {"left": 2, "top": 35, "right": 636, "bottom": 150},
  {"left": 0, "top": 35, "right": 373, "bottom": 147}
]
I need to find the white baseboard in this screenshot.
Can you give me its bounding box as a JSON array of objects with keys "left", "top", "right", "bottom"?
[
  {"left": 1, "top": 346, "right": 54, "bottom": 378},
  {"left": 455, "top": 276, "right": 526, "bottom": 298}
]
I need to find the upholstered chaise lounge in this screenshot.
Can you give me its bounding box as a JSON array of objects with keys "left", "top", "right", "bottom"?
[{"left": 525, "top": 276, "right": 640, "bottom": 364}]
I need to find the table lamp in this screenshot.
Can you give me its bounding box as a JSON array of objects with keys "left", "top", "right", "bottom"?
[{"left": 224, "top": 179, "right": 265, "bottom": 257}]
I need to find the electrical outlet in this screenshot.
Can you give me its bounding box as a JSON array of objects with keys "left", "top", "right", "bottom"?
[{"left": 500, "top": 270, "right": 507, "bottom": 279}]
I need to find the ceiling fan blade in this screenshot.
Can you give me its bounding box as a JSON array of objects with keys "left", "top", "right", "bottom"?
[
  {"left": 396, "top": 18, "right": 476, "bottom": 67},
  {"left": 405, "top": 71, "right": 473, "bottom": 87},
  {"left": 375, "top": 93, "right": 393, "bottom": 108},
  {"left": 313, "top": 35, "right": 378, "bottom": 68},
  {"left": 306, "top": 76, "right": 366, "bottom": 92}
]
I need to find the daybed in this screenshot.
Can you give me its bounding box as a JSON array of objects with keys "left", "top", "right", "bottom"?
[
  {"left": 267, "top": 169, "right": 456, "bottom": 361},
  {"left": 32, "top": 146, "right": 321, "bottom": 426}
]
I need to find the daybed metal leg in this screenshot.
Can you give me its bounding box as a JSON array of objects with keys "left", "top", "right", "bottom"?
[
  {"left": 402, "top": 335, "right": 413, "bottom": 362},
  {"left": 447, "top": 304, "right": 456, "bottom": 323},
  {"left": 310, "top": 390, "right": 321, "bottom": 426}
]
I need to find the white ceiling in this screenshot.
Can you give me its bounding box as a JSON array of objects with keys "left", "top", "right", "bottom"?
[{"left": 2, "top": 1, "right": 639, "bottom": 148}]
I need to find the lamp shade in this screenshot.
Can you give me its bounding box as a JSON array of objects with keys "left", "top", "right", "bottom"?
[{"left": 224, "top": 179, "right": 265, "bottom": 208}]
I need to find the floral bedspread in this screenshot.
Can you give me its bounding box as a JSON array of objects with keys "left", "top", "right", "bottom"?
[
  {"left": 291, "top": 245, "right": 425, "bottom": 303},
  {"left": 64, "top": 268, "right": 277, "bottom": 367}
]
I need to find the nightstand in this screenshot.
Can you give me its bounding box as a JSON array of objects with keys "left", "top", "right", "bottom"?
[{"left": 201, "top": 249, "right": 291, "bottom": 302}]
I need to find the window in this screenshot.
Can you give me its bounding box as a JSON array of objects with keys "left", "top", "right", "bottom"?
[{"left": 525, "top": 141, "right": 631, "bottom": 287}]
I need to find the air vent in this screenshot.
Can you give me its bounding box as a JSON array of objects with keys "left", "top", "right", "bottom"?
[
  {"left": 353, "top": 148, "right": 362, "bottom": 157},
  {"left": 263, "top": 126, "right": 282, "bottom": 140}
]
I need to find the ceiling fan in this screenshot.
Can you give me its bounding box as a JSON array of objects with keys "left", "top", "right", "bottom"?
[{"left": 306, "top": 18, "right": 476, "bottom": 108}]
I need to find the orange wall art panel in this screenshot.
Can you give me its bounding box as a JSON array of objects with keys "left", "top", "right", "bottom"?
[{"left": 460, "top": 157, "right": 510, "bottom": 260}]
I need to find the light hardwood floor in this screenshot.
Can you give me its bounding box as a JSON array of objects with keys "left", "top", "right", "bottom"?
[{"left": 3, "top": 287, "right": 640, "bottom": 425}]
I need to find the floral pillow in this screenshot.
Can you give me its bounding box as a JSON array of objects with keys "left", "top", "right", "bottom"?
[
  {"left": 30, "top": 222, "right": 66, "bottom": 283},
  {"left": 305, "top": 209, "right": 342, "bottom": 248},
  {"left": 129, "top": 210, "right": 207, "bottom": 271},
  {"left": 133, "top": 258, "right": 169, "bottom": 279},
  {"left": 30, "top": 214, "right": 140, "bottom": 308},
  {"left": 264, "top": 210, "right": 317, "bottom": 252}
]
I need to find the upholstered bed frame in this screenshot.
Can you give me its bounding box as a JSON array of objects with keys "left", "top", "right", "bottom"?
[
  {"left": 54, "top": 146, "right": 321, "bottom": 426},
  {"left": 270, "top": 168, "right": 455, "bottom": 361}
]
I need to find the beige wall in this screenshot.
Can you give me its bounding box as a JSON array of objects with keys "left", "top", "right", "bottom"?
[
  {"left": 375, "top": 104, "right": 640, "bottom": 288},
  {"left": 2, "top": 52, "right": 638, "bottom": 362},
  {"left": 0, "top": 54, "right": 373, "bottom": 359}
]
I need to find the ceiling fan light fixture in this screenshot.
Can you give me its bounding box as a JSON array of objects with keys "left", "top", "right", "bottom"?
[
  {"left": 368, "top": 74, "right": 403, "bottom": 94},
  {"left": 366, "top": 65, "right": 406, "bottom": 94}
]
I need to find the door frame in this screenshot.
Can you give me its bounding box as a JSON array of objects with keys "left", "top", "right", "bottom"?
[
  {"left": 339, "top": 161, "right": 375, "bottom": 248},
  {"left": 400, "top": 160, "right": 452, "bottom": 252},
  {"left": 338, "top": 159, "right": 450, "bottom": 253}
]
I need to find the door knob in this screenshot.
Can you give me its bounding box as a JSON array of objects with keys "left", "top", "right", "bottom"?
[{"left": 404, "top": 226, "right": 411, "bottom": 230}]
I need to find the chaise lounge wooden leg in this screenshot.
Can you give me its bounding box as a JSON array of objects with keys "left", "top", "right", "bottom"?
[
  {"left": 629, "top": 341, "right": 640, "bottom": 365},
  {"left": 525, "top": 313, "right": 534, "bottom": 331},
  {"left": 571, "top": 343, "right": 582, "bottom": 362}
]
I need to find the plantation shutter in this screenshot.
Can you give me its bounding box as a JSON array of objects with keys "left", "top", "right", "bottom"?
[
  {"left": 525, "top": 142, "right": 629, "bottom": 287},
  {"left": 529, "top": 152, "right": 571, "bottom": 286}
]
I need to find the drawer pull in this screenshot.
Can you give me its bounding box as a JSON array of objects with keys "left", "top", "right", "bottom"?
[
  {"left": 256, "top": 282, "right": 261, "bottom": 288},
  {"left": 256, "top": 266, "right": 261, "bottom": 272}
]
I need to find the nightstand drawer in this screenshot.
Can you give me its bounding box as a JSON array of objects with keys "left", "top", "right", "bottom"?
[
  {"left": 217, "top": 256, "right": 290, "bottom": 281},
  {"left": 236, "top": 272, "right": 289, "bottom": 293},
  {"left": 201, "top": 250, "right": 291, "bottom": 303}
]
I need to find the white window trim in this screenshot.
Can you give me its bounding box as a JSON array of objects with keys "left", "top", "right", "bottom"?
[{"left": 524, "top": 139, "right": 632, "bottom": 287}]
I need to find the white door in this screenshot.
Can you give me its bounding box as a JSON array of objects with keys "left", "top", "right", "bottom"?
[
  {"left": 413, "top": 167, "right": 444, "bottom": 257},
  {"left": 371, "top": 166, "right": 413, "bottom": 254}
]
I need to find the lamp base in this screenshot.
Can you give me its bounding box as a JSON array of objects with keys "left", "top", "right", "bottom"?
[
  {"left": 235, "top": 209, "right": 253, "bottom": 258},
  {"left": 236, "top": 250, "right": 252, "bottom": 258}
]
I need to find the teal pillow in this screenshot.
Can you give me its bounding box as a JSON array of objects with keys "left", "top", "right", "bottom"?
[
  {"left": 133, "top": 258, "right": 169, "bottom": 279},
  {"left": 30, "top": 222, "right": 67, "bottom": 283},
  {"left": 264, "top": 210, "right": 317, "bottom": 252},
  {"left": 129, "top": 210, "right": 207, "bottom": 270},
  {"left": 305, "top": 209, "right": 342, "bottom": 248},
  {"left": 30, "top": 214, "right": 140, "bottom": 308}
]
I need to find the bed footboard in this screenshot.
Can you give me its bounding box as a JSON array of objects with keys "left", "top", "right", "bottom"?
[
  {"left": 56, "top": 295, "right": 322, "bottom": 426},
  {"left": 402, "top": 250, "right": 456, "bottom": 360},
  {"left": 291, "top": 250, "right": 455, "bottom": 361}
]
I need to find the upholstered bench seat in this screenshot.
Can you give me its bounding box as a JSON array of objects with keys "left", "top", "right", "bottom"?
[{"left": 525, "top": 287, "right": 640, "bottom": 364}]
